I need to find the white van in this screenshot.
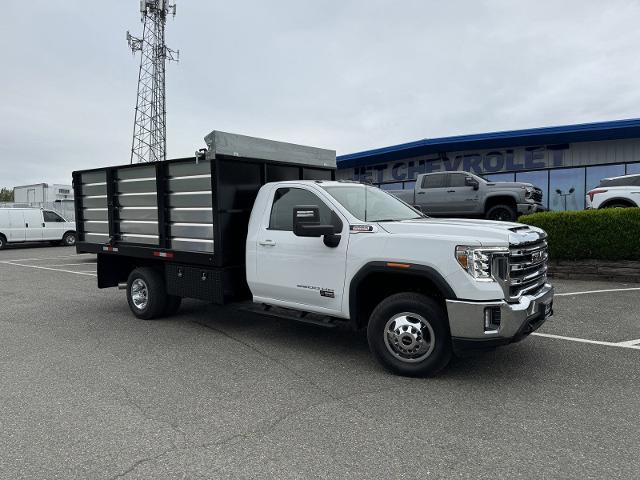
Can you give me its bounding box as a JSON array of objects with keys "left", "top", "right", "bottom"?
[{"left": 0, "top": 208, "right": 76, "bottom": 250}]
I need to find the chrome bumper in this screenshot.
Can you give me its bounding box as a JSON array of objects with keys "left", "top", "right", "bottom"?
[{"left": 446, "top": 283, "right": 554, "bottom": 345}]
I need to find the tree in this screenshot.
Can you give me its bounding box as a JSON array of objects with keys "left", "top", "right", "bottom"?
[{"left": 0, "top": 188, "right": 14, "bottom": 202}]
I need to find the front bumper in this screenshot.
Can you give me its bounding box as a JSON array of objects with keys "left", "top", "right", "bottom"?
[
  {"left": 446, "top": 283, "right": 554, "bottom": 351},
  {"left": 517, "top": 202, "right": 546, "bottom": 215}
]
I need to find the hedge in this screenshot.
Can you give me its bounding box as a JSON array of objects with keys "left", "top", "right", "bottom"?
[{"left": 518, "top": 208, "right": 640, "bottom": 261}]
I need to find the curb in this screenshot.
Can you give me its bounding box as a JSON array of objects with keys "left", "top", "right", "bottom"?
[{"left": 547, "top": 260, "right": 640, "bottom": 283}]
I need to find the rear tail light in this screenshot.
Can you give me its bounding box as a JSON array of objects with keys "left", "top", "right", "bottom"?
[{"left": 587, "top": 189, "right": 607, "bottom": 202}]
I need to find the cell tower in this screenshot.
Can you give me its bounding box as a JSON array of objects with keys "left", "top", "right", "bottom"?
[{"left": 127, "top": 0, "right": 179, "bottom": 163}]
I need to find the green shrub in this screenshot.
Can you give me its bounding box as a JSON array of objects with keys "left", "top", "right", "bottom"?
[{"left": 519, "top": 208, "right": 640, "bottom": 261}]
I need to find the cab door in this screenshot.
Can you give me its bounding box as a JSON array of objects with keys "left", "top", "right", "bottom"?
[
  {"left": 253, "top": 185, "right": 348, "bottom": 315},
  {"left": 415, "top": 174, "right": 449, "bottom": 214},
  {"left": 7, "top": 210, "right": 26, "bottom": 242},
  {"left": 23, "top": 209, "right": 44, "bottom": 241},
  {"left": 42, "top": 210, "right": 66, "bottom": 241},
  {"left": 443, "top": 173, "right": 480, "bottom": 214}
]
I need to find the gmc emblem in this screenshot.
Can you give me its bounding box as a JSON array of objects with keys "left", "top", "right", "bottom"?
[{"left": 532, "top": 250, "right": 544, "bottom": 262}]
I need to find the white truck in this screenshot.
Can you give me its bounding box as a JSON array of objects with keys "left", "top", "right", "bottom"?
[
  {"left": 0, "top": 208, "right": 76, "bottom": 250},
  {"left": 74, "top": 131, "right": 554, "bottom": 376},
  {"left": 586, "top": 173, "right": 640, "bottom": 209}
]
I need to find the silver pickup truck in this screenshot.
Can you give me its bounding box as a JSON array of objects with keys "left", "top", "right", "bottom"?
[{"left": 390, "top": 172, "right": 545, "bottom": 222}]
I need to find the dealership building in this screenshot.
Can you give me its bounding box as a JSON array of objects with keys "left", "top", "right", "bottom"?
[{"left": 336, "top": 118, "right": 640, "bottom": 211}]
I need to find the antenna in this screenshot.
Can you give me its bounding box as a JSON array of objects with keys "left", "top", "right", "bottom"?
[{"left": 127, "top": 0, "right": 179, "bottom": 163}]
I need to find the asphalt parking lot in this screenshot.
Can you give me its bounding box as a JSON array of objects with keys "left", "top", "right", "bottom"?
[{"left": 1, "top": 246, "right": 639, "bottom": 479}]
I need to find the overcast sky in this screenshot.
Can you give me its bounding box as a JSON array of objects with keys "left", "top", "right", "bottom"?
[{"left": 2, "top": 0, "right": 640, "bottom": 187}]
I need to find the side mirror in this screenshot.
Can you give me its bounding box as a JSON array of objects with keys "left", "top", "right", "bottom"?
[
  {"left": 465, "top": 177, "right": 479, "bottom": 190},
  {"left": 293, "top": 206, "right": 336, "bottom": 237}
]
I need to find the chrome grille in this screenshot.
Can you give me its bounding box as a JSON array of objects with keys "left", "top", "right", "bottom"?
[{"left": 507, "top": 240, "right": 548, "bottom": 300}]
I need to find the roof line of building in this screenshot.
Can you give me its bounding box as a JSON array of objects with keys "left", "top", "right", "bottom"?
[{"left": 337, "top": 117, "right": 640, "bottom": 168}]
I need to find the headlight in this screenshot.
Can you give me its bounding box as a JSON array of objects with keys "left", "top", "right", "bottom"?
[
  {"left": 524, "top": 186, "right": 534, "bottom": 197},
  {"left": 455, "top": 246, "right": 509, "bottom": 281}
]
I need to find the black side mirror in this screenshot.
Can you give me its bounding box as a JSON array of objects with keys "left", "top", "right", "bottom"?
[
  {"left": 465, "top": 177, "right": 479, "bottom": 190},
  {"left": 293, "top": 205, "right": 342, "bottom": 247}
]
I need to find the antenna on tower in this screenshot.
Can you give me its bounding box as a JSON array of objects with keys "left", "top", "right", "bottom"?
[{"left": 127, "top": 0, "right": 179, "bottom": 164}]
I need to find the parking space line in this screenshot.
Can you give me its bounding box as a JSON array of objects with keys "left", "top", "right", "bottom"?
[
  {"left": 0, "top": 254, "right": 93, "bottom": 263},
  {"left": 555, "top": 287, "right": 640, "bottom": 297},
  {"left": 40, "top": 263, "right": 97, "bottom": 267},
  {"left": 2, "top": 262, "right": 97, "bottom": 277},
  {"left": 532, "top": 332, "right": 640, "bottom": 350},
  {"left": 617, "top": 338, "right": 640, "bottom": 347}
]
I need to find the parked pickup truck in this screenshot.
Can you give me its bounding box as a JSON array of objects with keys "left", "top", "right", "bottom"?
[
  {"left": 390, "top": 171, "right": 545, "bottom": 222},
  {"left": 74, "top": 130, "right": 554, "bottom": 376}
]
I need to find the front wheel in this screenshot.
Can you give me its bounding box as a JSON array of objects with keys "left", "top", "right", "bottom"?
[
  {"left": 367, "top": 293, "right": 452, "bottom": 377},
  {"left": 485, "top": 204, "right": 517, "bottom": 222}
]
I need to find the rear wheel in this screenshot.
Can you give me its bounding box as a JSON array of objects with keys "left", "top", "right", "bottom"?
[
  {"left": 0, "top": 235, "right": 6, "bottom": 250},
  {"left": 61, "top": 232, "right": 76, "bottom": 246},
  {"left": 602, "top": 202, "right": 632, "bottom": 209},
  {"left": 486, "top": 204, "right": 517, "bottom": 222},
  {"left": 367, "top": 293, "right": 452, "bottom": 377},
  {"left": 126, "top": 268, "right": 167, "bottom": 320}
]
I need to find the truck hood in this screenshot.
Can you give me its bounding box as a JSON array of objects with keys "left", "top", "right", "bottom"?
[
  {"left": 485, "top": 181, "right": 535, "bottom": 189},
  {"left": 378, "top": 218, "right": 546, "bottom": 246}
]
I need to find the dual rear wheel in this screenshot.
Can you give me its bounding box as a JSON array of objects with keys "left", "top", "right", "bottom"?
[{"left": 126, "top": 267, "right": 182, "bottom": 320}]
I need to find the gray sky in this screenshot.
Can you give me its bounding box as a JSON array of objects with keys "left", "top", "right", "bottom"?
[{"left": 2, "top": 0, "right": 640, "bottom": 187}]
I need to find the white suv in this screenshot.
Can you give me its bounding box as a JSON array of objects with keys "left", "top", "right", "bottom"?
[{"left": 586, "top": 173, "right": 640, "bottom": 209}]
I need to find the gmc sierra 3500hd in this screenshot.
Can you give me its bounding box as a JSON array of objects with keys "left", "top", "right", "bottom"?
[{"left": 74, "top": 131, "right": 554, "bottom": 376}]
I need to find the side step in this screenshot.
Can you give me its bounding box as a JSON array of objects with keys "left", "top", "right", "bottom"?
[{"left": 237, "top": 302, "right": 342, "bottom": 329}]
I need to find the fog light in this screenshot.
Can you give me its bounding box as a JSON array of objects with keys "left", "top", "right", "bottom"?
[{"left": 484, "top": 306, "right": 501, "bottom": 333}]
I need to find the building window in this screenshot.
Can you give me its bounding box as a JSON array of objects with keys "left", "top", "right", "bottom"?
[
  {"left": 549, "top": 168, "right": 585, "bottom": 211},
  {"left": 516, "top": 170, "right": 549, "bottom": 209},
  {"left": 379, "top": 182, "right": 404, "bottom": 191},
  {"left": 483, "top": 173, "right": 515, "bottom": 182},
  {"left": 586, "top": 164, "right": 626, "bottom": 195},
  {"left": 403, "top": 181, "right": 416, "bottom": 190},
  {"left": 627, "top": 162, "right": 640, "bottom": 174}
]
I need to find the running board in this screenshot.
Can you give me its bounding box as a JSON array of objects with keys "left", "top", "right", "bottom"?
[{"left": 237, "top": 302, "right": 342, "bottom": 329}]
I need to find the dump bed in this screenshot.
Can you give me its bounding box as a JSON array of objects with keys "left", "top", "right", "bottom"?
[{"left": 73, "top": 130, "right": 336, "bottom": 271}]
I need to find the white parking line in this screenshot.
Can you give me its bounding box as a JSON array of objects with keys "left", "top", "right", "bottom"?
[
  {"left": 40, "top": 263, "right": 97, "bottom": 267},
  {"left": 617, "top": 338, "right": 640, "bottom": 347},
  {"left": 2, "top": 262, "right": 97, "bottom": 277},
  {"left": 0, "top": 254, "right": 92, "bottom": 263},
  {"left": 532, "top": 332, "right": 640, "bottom": 350},
  {"left": 555, "top": 287, "right": 640, "bottom": 297}
]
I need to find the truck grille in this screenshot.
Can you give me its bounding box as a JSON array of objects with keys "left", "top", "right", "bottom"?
[
  {"left": 531, "top": 189, "right": 543, "bottom": 203},
  {"left": 507, "top": 239, "right": 548, "bottom": 300}
]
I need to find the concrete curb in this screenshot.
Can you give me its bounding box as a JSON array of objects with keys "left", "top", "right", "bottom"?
[{"left": 548, "top": 259, "right": 640, "bottom": 283}]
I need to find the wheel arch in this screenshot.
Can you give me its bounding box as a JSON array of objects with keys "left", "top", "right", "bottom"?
[
  {"left": 484, "top": 194, "right": 518, "bottom": 212},
  {"left": 598, "top": 197, "right": 638, "bottom": 208},
  {"left": 348, "top": 261, "right": 457, "bottom": 330}
]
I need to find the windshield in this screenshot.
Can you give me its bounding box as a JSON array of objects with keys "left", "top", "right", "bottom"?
[{"left": 322, "top": 185, "right": 424, "bottom": 222}]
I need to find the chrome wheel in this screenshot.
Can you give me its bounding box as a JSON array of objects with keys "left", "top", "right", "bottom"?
[
  {"left": 65, "top": 233, "right": 76, "bottom": 245},
  {"left": 383, "top": 312, "right": 435, "bottom": 363},
  {"left": 131, "top": 279, "right": 149, "bottom": 310}
]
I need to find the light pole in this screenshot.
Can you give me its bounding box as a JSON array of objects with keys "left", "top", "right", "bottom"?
[{"left": 555, "top": 187, "right": 575, "bottom": 211}]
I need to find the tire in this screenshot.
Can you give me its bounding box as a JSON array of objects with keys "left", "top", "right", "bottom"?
[
  {"left": 62, "top": 232, "right": 76, "bottom": 247},
  {"left": 0, "top": 235, "right": 6, "bottom": 250},
  {"left": 164, "top": 295, "right": 182, "bottom": 316},
  {"left": 601, "top": 203, "right": 631, "bottom": 209},
  {"left": 126, "top": 267, "right": 167, "bottom": 320},
  {"left": 367, "top": 293, "right": 452, "bottom": 377},
  {"left": 485, "top": 204, "right": 517, "bottom": 222}
]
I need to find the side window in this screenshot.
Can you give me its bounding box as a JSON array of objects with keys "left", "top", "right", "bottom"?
[
  {"left": 43, "top": 211, "right": 64, "bottom": 222},
  {"left": 421, "top": 175, "right": 445, "bottom": 189},
  {"left": 269, "top": 188, "right": 333, "bottom": 231},
  {"left": 447, "top": 174, "right": 468, "bottom": 187}
]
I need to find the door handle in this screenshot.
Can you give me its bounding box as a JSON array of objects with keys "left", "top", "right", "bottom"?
[
  {"left": 259, "top": 239, "right": 276, "bottom": 246},
  {"left": 447, "top": 190, "right": 456, "bottom": 193},
  {"left": 42, "top": 223, "right": 45, "bottom": 227},
  {"left": 25, "top": 223, "right": 28, "bottom": 228},
  {"left": 417, "top": 191, "right": 426, "bottom": 195}
]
